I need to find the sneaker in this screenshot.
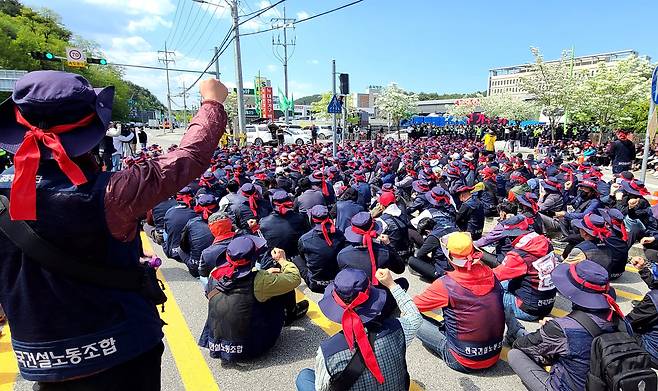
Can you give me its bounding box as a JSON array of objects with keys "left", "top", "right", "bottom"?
[{"left": 285, "top": 300, "right": 309, "bottom": 325}]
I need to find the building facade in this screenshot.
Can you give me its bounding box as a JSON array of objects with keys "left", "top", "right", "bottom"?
[
  {"left": 351, "top": 85, "right": 382, "bottom": 116},
  {"left": 488, "top": 50, "right": 640, "bottom": 97}
]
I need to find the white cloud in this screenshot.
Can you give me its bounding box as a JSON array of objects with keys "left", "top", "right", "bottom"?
[
  {"left": 110, "top": 36, "right": 152, "bottom": 52},
  {"left": 81, "top": 0, "right": 175, "bottom": 16},
  {"left": 266, "top": 64, "right": 277, "bottom": 72},
  {"left": 296, "top": 11, "right": 309, "bottom": 20},
  {"left": 126, "top": 16, "right": 172, "bottom": 33},
  {"left": 306, "top": 59, "right": 319, "bottom": 65}
]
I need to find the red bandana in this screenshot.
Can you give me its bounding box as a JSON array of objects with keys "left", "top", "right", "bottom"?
[
  {"left": 210, "top": 255, "right": 251, "bottom": 280},
  {"left": 431, "top": 192, "right": 451, "bottom": 205},
  {"left": 629, "top": 181, "right": 650, "bottom": 196},
  {"left": 505, "top": 217, "right": 531, "bottom": 231},
  {"left": 199, "top": 176, "right": 215, "bottom": 188},
  {"left": 568, "top": 264, "right": 624, "bottom": 321},
  {"left": 351, "top": 223, "right": 379, "bottom": 285},
  {"left": 610, "top": 218, "right": 628, "bottom": 242},
  {"left": 242, "top": 191, "right": 258, "bottom": 217},
  {"left": 522, "top": 192, "right": 539, "bottom": 214},
  {"left": 274, "top": 200, "right": 294, "bottom": 215},
  {"left": 332, "top": 289, "right": 384, "bottom": 384},
  {"left": 194, "top": 204, "right": 217, "bottom": 220},
  {"left": 209, "top": 219, "right": 235, "bottom": 243},
  {"left": 313, "top": 216, "right": 335, "bottom": 246},
  {"left": 583, "top": 214, "right": 611, "bottom": 240},
  {"left": 11, "top": 106, "right": 95, "bottom": 220},
  {"left": 176, "top": 194, "right": 193, "bottom": 207}
]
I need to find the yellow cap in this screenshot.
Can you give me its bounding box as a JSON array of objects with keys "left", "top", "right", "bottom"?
[{"left": 446, "top": 232, "right": 474, "bottom": 258}]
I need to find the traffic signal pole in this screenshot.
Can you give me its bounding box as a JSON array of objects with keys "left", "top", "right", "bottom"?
[
  {"left": 332, "top": 59, "right": 337, "bottom": 158},
  {"left": 231, "top": 0, "right": 246, "bottom": 138}
]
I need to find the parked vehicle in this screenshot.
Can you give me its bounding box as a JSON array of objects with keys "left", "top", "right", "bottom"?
[
  {"left": 147, "top": 119, "right": 159, "bottom": 129},
  {"left": 245, "top": 124, "right": 311, "bottom": 146}
]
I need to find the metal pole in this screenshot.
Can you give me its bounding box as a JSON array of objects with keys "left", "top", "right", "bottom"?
[
  {"left": 232, "top": 0, "right": 246, "bottom": 137},
  {"left": 182, "top": 81, "right": 188, "bottom": 129},
  {"left": 640, "top": 100, "right": 656, "bottom": 182},
  {"left": 163, "top": 42, "right": 172, "bottom": 133},
  {"left": 214, "top": 46, "right": 221, "bottom": 80},
  {"left": 283, "top": 6, "right": 289, "bottom": 125},
  {"left": 332, "top": 59, "right": 337, "bottom": 158}
]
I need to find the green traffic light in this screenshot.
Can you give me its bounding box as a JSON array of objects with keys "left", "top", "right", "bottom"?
[
  {"left": 99, "top": 58, "right": 107, "bottom": 65},
  {"left": 45, "top": 52, "right": 54, "bottom": 60}
]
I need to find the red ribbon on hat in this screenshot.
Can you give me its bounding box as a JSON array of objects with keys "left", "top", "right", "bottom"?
[
  {"left": 194, "top": 204, "right": 216, "bottom": 220},
  {"left": 313, "top": 216, "right": 335, "bottom": 246},
  {"left": 610, "top": 218, "right": 628, "bottom": 242},
  {"left": 522, "top": 192, "right": 539, "bottom": 214},
  {"left": 544, "top": 179, "right": 562, "bottom": 191},
  {"left": 11, "top": 106, "right": 95, "bottom": 220},
  {"left": 199, "top": 176, "right": 215, "bottom": 188},
  {"left": 351, "top": 223, "right": 379, "bottom": 285},
  {"left": 505, "top": 217, "right": 531, "bottom": 231},
  {"left": 331, "top": 288, "right": 384, "bottom": 384},
  {"left": 176, "top": 194, "right": 193, "bottom": 207},
  {"left": 242, "top": 190, "right": 258, "bottom": 217},
  {"left": 431, "top": 192, "right": 451, "bottom": 205},
  {"left": 568, "top": 264, "right": 624, "bottom": 321},
  {"left": 210, "top": 254, "right": 251, "bottom": 280},
  {"left": 273, "top": 200, "right": 294, "bottom": 215},
  {"left": 583, "top": 214, "right": 611, "bottom": 240},
  {"left": 629, "top": 180, "right": 650, "bottom": 196}
]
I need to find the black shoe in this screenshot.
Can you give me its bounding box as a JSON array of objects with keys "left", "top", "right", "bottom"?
[
  {"left": 285, "top": 300, "right": 309, "bottom": 325},
  {"left": 632, "top": 300, "right": 641, "bottom": 307}
]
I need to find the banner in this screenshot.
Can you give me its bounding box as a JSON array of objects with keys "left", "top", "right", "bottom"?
[{"left": 261, "top": 86, "right": 274, "bottom": 120}]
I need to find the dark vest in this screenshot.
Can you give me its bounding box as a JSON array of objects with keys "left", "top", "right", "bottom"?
[
  {"left": 380, "top": 213, "right": 410, "bottom": 254},
  {"left": 321, "top": 319, "right": 409, "bottom": 391},
  {"left": 201, "top": 273, "right": 285, "bottom": 362},
  {"left": 642, "top": 291, "right": 658, "bottom": 364},
  {"left": 298, "top": 228, "right": 345, "bottom": 291},
  {"left": 163, "top": 205, "right": 197, "bottom": 259},
  {"left": 295, "top": 189, "right": 326, "bottom": 214},
  {"left": 603, "top": 235, "right": 629, "bottom": 279},
  {"left": 199, "top": 237, "right": 232, "bottom": 278},
  {"left": 352, "top": 182, "right": 372, "bottom": 209},
  {"left": 180, "top": 216, "right": 214, "bottom": 267},
  {"left": 551, "top": 315, "right": 615, "bottom": 391},
  {"left": 0, "top": 165, "right": 163, "bottom": 381},
  {"left": 336, "top": 200, "right": 364, "bottom": 233},
  {"left": 151, "top": 198, "right": 177, "bottom": 230},
  {"left": 507, "top": 248, "right": 558, "bottom": 317},
  {"left": 259, "top": 211, "right": 308, "bottom": 258},
  {"left": 441, "top": 275, "right": 504, "bottom": 366},
  {"left": 576, "top": 240, "right": 613, "bottom": 273}
]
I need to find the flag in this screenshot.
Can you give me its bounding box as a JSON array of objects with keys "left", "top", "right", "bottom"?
[{"left": 278, "top": 87, "right": 291, "bottom": 111}]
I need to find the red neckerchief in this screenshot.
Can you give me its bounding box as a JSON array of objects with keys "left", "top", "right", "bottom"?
[
  {"left": 351, "top": 223, "right": 379, "bottom": 285},
  {"left": 210, "top": 255, "right": 251, "bottom": 280},
  {"left": 610, "top": 218, "right": 628, "bottom": 242},
  {"left": 544, "top": 179, "right": 562, "bottom": 191},
  {"left": 331, "top": 288, "right": 384, "bottom": 384},
  {"left": 584, "top": 214, "right": 611, "bottom": 240},
  {"left": 253, "top": 173, "right": 267, "bottom": 181},
  {"left": 194, "top": 204, "right": 217, "bottom": 220},
  {"left": 568, "top": 264, "right": 623, "bottom": 321},
  {"left": 11, "top": 106, "right": 94, "bottom": 220},
  {"left": 233, "top": 171, "right": 241, "bottom": 185},
  {"left": 274, "top": 200, "right": 294, "bottom": 215},
  {"left": 312, "top": 216, "right": 335, "bottom": 246},
  {"left": 242, "top": 190, "right": 258, "bottom": 217},
  {"left": 561, "top": 167, "right": 574, "bottom": 183},
  {"left": 407, "top": 168, "right": 417, "bottom": 178},
  {"left": 199, "top": 176, "right": 215, "bottom": 188},
  {"left": 504, "top": 217, "right": 530, "bottom": 231},
  {"left": 354, "top": 174, "right": 366, "bottom": 183}
]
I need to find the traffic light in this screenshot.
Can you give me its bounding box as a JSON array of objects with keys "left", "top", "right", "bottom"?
[
  {"left": 339, "top": 73, "right": 349, "bottom": 95},
  {"left": 87, "top": 57, "right": 108, "bottom": 65},
  {"left": 29, "top": 51, "right": 59, "bottom": 61}
]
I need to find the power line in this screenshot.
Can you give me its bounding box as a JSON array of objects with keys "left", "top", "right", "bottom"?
[
  {"left": 182, "top": 31, "right": 235, "bottom": 94},
  {"left": 170, "top": 0, "right": 197, "bottom": 50},
  {"left": 238, "top": 0, "right": 286, "bottom": 27},
  {"left": 177, "top": 2, "right": 215, "bottom": 54},
  {"left": 187, "top": 3, "right": 228, "bottom": 59},
  {"left": 165, "top": 0, "right": 184, "bottom": 44},
  {"left": 240, "top": 0, "right": 365, "bottom": 37}
]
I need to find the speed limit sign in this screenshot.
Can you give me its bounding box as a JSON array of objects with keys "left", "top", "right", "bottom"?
[{"left": 66, "top": 47, "right": 87, "bottom": 68}]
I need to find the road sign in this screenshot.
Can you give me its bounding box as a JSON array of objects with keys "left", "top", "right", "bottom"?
[
  {"left": 327, "top": 95, "right": 342, "bottom": 114},
  {"left": 66, "top": 47, "right": 87, "bottom": 68},
  {"left": 651, "top": 67, "right": 658, "bottom": 105}
]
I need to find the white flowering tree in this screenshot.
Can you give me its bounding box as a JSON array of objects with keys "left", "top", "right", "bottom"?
[
  {"left": 447, "top": 98, "right": 480, "bottom": 117},
  {"left": 480, "top": 93, "right": 540, "bottom": 121},
  {"left": 571, "top": 55, "right": 654, "bottom": 132},
  {"left": 519, "top": 47, "right": 582, "bottom": 137},
  {"left": 374, "top": 83, "right": 418, "bottom": 129}
]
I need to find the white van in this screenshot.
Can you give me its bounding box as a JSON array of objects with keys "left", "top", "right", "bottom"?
[{"left": 245, "top": 124, "right": 311, "bottom": 146}]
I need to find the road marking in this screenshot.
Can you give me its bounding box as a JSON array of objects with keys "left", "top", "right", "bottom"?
[
  {"left": 142, "top": 234, "right": 220, "bottom": 391},
  {"left": 0, "top": 324, "right": 18, "bottom": 391},
  {"left": 626, "top": 265, "right": 639, "bottom": 273},
  {"left": 611, "top": 286, "right": 644, "bottom": 301}
]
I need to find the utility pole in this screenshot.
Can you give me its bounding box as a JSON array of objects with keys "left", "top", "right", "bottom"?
[
  {"left": 181, "top": 81, "right": 189, "bottom": 129},
  {"left": 332, "top": 59, "right": 337, "bottom": 157},
  {"left": 271, "top": 6, "right": 296, "bottom": 124},
  {"left": 214, "top": 46, "right": 221, "bottom": 80},
  {"left": 231, "top": 0, "right": 246, "bottom": 137},
  {"left": 158, "top": 42, "right": 175, "bottom": 132}
]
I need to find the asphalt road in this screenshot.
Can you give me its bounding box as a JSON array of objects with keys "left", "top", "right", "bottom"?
[{"left": 0, "top": 135, "right": 654, "bottom": 391}]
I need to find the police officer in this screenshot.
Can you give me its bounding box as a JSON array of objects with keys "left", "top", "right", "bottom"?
[{"left": 0, "top": 72, "right": 228, "bottom": 389}]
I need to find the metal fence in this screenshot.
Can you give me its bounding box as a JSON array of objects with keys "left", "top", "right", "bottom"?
[{"left": 0, "top": 69, "right": 28, "bottom": 92}]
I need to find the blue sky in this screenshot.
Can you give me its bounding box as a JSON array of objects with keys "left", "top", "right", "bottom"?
[{"left": 21, "top": 0, "right": 658, "bottom": 108}]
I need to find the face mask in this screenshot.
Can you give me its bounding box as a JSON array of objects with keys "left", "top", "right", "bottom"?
[{"left": 579, "top": 190, "right": 592, "bottom": 199}]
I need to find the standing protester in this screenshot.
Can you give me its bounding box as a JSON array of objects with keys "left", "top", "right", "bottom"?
[
  {"left": 606, "top": 129, "right": 636, "bottom": 174},
  {"left": 0, "top": 72, "right": 227, "bottom": 390},
  {"left": 138, "top": 127, "right": 148, "bottom": 150}
]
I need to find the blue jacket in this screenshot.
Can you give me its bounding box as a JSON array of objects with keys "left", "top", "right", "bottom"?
[
  {"left": 335, "top": 200, "right": 365, "bottom": 233},
  {"left": 163, "top": 205, "right": 197, "bottom": 260},
  {"left": 297, "top": 227, "right": 345, "bottom": 292},
  {"left": 352, "top": 181, "right": 372, "bottom": 209}
]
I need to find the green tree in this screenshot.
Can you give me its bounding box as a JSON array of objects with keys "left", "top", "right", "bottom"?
[{"left": 571, "top": 55, "right": 654, "bottom": 133}]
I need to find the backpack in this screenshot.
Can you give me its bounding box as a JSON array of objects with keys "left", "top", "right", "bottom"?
[{"left": 570, "top": 311, "right": 657, "bottom": 391}]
